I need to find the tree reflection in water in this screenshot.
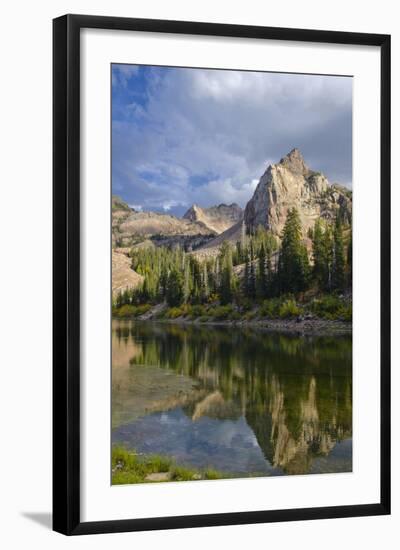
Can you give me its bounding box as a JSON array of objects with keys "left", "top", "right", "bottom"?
[{"left": 112, "top": 320, "right": 352, "bottom": 476}]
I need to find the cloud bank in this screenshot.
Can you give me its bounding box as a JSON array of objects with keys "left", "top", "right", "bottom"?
[{"left": 112, "top": 64, "right": 352, "bottom": 216}]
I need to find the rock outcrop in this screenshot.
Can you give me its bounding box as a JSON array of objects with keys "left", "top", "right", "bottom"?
[
  {"left": 183, "top": 203, "right": 243, "bottom": 234},
  {"left": 112, "top": 250, "right": 143, "bottom": 296},
  {"left": 244, "top": 148, "right": 352, "bottom": 237}
]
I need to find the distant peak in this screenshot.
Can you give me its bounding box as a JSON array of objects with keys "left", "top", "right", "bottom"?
[
  {"left": 281, "top": 148, "right": 304, "bottom": 163},
  {"left": 182, "top": 204, "right": 201, "bottom": 220},
  {"left": 289, "top": 147, "right": 303, "bottom": 157},
  {"left": 278, "top": 148, "right": 308, "bottom": 175}
]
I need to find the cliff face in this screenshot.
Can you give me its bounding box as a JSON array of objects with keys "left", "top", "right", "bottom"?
[
  {"left": 112, "top": 250, "right": 143, "bottom": 296},
  {"left": 183, "top": 203, "right": 243, "bottom": 234},
  {"left": 244, "top": 148, "right": 352, "bottom": 237}
]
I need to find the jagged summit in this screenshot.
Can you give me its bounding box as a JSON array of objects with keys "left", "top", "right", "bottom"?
[{"left": 278, "top": 148, "right": 309, "bottom": 176}]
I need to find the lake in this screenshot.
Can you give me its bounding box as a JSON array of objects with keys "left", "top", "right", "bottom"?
[{"left": 112, "top": 320, "right": 352, "bottom": 478}]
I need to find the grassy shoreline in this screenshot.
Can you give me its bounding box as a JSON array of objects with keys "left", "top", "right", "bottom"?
[
  {"left": 112, "top": 295, "right": 352, "bottom": 335},
  {"left": 113, "top": 315, "right": 351, "bottom": 335},
  {"left": 112, "top": 446, "right": 224, "bottom": 484}
]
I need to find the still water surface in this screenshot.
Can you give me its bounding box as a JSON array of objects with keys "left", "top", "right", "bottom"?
[{"left": 112, "top": 320, "right": 352, "bottom": 477}]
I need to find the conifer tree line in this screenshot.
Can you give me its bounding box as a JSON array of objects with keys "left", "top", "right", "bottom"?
[{"left": 114, "top": 208, "right": 351, "bottom": 309}]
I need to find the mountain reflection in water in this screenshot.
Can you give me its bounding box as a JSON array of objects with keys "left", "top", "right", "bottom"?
[{"left": 112, "top": 320, "right": 352, "bottom": 477}]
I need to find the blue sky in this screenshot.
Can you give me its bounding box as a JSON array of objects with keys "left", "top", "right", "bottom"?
[{"left": 112, "top": 64, "right": 352, "bottom": 217}]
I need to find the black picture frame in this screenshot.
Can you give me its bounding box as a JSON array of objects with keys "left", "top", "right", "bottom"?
[{"left": 53, "top": 14, "right": 391, "bottom": 535}]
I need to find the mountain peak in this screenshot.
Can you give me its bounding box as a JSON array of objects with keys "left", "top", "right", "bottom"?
[
  {"left": 183, "top": 202, "right": 243, "bottom": 234},
  {"left": 183, "top": 204, "right": 201, "bottom": 218},
  {"left": 278, "top": 148, "right": 309, "bottom": 176},
  {"left": 244, "top": 148, "right": 352, "bottom": 237}
]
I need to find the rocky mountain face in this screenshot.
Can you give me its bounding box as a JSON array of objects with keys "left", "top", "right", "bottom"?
[
  {"left": 112, "top": 195, "right": 133, "bottom": 227},
  {"left": 112, "top": 196, "right": 216, "bottom": 248},
  {"left": 112, "top": 250, "right": 143, "bottom": 296},
  {"left": 113, "top": 147, "right": 351, "bottom": 262},
  {"left": 244, "top": 148, "right": 352, "bottom": 237},
  {"left": 183, "top": 203, "right": 243, "bottom": 234},
  {"left": 192, "top": 220, "right": 244, "bottom": 260}
]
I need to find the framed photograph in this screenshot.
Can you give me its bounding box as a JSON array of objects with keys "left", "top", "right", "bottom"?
[{"left": 53, "top": 14, "right": 390, "bottom": 535}]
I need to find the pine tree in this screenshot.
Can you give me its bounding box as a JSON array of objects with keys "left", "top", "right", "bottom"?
[
  {"left": 115, "top": 290, "right": 123, "bottom": 309},
  {"left": 122, "top": 288, "right": 130, "bottom": 305},
  {"left": 278, "top": 207, "right": 310, "bottom": 293},
  {"left": 220, "top": 265, "right": 233, "bottom": 305},
  {"left": 256, "top": 243, "right": 267, "bottom": 299},
  {"left": 166, "top": 268, "right": 184, "bottom": 307},
  {"left": 235, "top": 241, "right": 243, "bottom": 266},
  {"left": 214, "top": 256, "right": 220, "bottom": 291},
  {"left": 347, "top": 234, "right": 352, "bottom": 289},
  {"left": 244, "top": 252, "right": 256, "bottom": 299},
  {"left": 159, "top": 266, "right": 168, "bottom": 299},
  {"left": 202, "top": 262, "right": 209, "bottom": 302},
  {"left": 249, "top": 260, "right": 256, "bottom": 298},
  {"left": 312, "top": 219, "right": 327, "bottom": 289},
  {"left": 183, "top": 260, "right": 191, "bottom": 303},
  {"left": 244, "top": 253, "right": 250, "bottom": 298},
  {"left": 265, "top": 246, "right": 274, "bottom": 297},
  {"left": 141, "top": 278, "right": 151, "bottom": 302},
  {"left": 332, "top": 218, "right": 346, "bottom": 292},
  {"left": 193, "top": 258, "right": 202, "bottom": 293},
  {"left": 241, "top": 220, "right": 247, "bottom": 256},
  {"left": 248, "top": 239, "right": 256, "bottom": 298},
  {"left": 219, "top": 244, "right": 234, "bottom": 305}
]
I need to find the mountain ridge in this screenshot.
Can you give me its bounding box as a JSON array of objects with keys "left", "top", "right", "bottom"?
[
  {"left": 112, "top": 201, "right": 216, "bottom": 248},
  {"left": 183, "top": 202, "right": 243, "bottom": 234},
  {"left": 112, "top": 148, "right": 352, "bottom": 256}
]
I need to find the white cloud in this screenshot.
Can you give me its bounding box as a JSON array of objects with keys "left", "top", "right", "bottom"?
[
  {"left": 112, "top": 64, "right": 140, "bottom": 88},
  {"left": 112, "top": 67, "right": 352, "bottom": 213}
]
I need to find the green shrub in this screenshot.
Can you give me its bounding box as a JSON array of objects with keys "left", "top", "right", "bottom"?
[
  {"left": 204, "top": 469, "right": 221, "bottom": 480},
  {"left": 327, "top": 303, "right": 352, "bottom": 321},
  {"left": 114, "top": 304, "right": 137, "bottom": 318},
  {"left": 244, "top": 310, "right": 257, "bottom": 321},
  {"left": 170, "top": 466, "right": 197, "bottom": 482},
  {"left": 135, "top": 303, "right": 151, "bottom": 316},
  {"left": 112, "top": 303, "right": 152, "bottom": 318},
  {"left": 278, "top": 299, "right": 301, "bottom": 319},
  {"left": 209, "top": 305, "right": 234, "bottom": 320},
  {"left": 337, "top": 304, "right": 352, "bottom": 321},
  {"left": 165, "top": 307, "right": 184, "bottom": 319},
  {"left": 239, "top": 299, "right": 253, "bottom": 312},
  {"left": 189, "top": 304, "right": 206, "bottom": 318},
  {"left": 145, "top": 454, "right": 172, "bottom": 473},
  {"left": 259, "top": 298, "right": 281, "bottom": 318},
  {"left": 112, "top": 446, "right": 138, "bottom": 470},
  {"left": 207, "top": 293, "right": 219, "bottom": 304},
  {"left": 310, "top": 295, "right": 351, "bottom": 321}
]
